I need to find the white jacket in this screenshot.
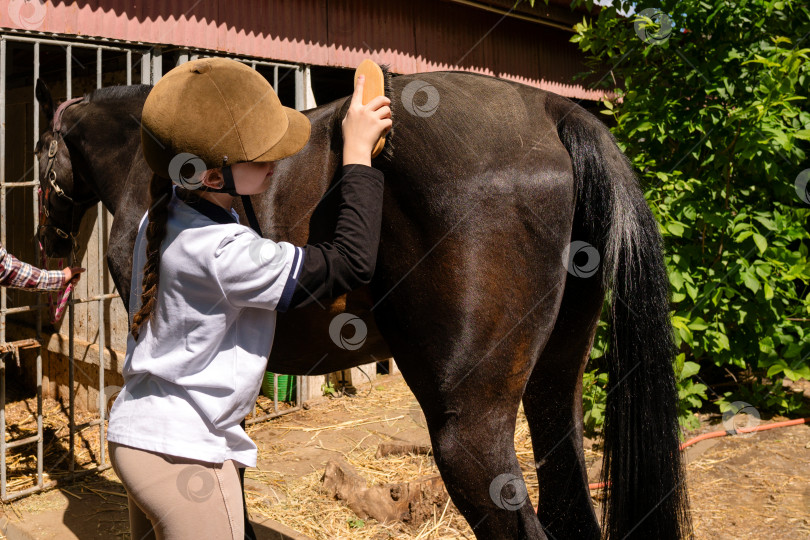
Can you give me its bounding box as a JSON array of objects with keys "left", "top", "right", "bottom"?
[{"left": 107, "top": 190, "right": 303, "bottom": 467}]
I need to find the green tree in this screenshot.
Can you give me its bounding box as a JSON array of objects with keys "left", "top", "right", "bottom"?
[{"left": 569, "top": 0, "right": 810, "bottom": 430}]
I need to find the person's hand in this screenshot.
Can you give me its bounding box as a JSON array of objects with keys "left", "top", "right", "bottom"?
[
  {"left": 62, "top": 267, "right": 85, "bottom": 287},
  {"left": 342, "top": 75, "right": 392, "bottom": 167}
]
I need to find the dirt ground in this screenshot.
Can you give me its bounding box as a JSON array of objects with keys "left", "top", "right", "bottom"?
[{"left": 0, "top": 372, "right": 808, "bottom": 539}]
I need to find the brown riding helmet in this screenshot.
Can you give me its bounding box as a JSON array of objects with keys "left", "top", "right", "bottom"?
[{"left": 141, "top": 57, "right": 311, "bottom": 183}]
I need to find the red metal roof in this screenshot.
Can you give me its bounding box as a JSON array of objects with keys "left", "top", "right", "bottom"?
[{"left": 1, "top": 0, "right": 606, "bottom": 100}]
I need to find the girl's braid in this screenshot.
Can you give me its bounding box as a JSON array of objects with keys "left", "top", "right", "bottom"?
[{"left": 130, "top": 173, "right": 172, "bottom": 339}]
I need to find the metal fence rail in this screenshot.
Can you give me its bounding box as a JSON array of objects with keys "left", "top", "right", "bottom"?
[{"left": 0, "top": 30, "right": 307, "bottom": 502}]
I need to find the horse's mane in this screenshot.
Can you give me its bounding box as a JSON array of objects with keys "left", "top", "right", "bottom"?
[
  {"left": 86, "top": 84, "right": 152, "bottom": 103},
  {"left": 378, "top": 64, "right": 395, "bottom": 162}
]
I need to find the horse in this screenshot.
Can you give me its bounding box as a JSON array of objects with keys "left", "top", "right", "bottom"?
[{"left": 34, "top": 71, "right": 691, "bottom": 539}]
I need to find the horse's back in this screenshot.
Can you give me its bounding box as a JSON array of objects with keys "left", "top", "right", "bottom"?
[{"left": 383, "top": 72, "right": 574, "bottom": 215}]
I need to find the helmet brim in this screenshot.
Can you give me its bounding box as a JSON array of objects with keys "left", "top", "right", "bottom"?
[{"left": 255, "top": 107, "right": 311, "bottom": 162}]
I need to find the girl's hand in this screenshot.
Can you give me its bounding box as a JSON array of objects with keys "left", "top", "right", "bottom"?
[
  {"left": 342, "top": 75, "right": 392, "bottom": 167},
  {"left": 62, "top": 267, "right": 85, "bottom": 286}
]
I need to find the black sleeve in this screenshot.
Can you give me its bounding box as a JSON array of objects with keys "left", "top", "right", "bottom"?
[{"left": 283, "top": 164, "right": 384, "bottom": 310}]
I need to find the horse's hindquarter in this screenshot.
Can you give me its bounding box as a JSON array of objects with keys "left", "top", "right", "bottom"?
[{"left": 370, "top": 74, "right": 577, "bottom": 385}]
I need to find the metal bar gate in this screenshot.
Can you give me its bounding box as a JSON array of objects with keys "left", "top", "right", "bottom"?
[{"left": 0, "top": 29, "right": 308, "bottom": 502}]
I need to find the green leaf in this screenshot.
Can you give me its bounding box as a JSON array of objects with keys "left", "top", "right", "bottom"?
[
  {"left": 685, "top": 282, "right": 698, "bottom": 301},
  {"left": 742, "top": 270, "right": 761, "bottom": 294},
  {"left": 714, "top": 332, "right": 730, "bottom": 351},
  {"left": 733, "top": 221, "right": 752, "bottom": 235},
  {"left": 672, "top": 317, "right": 694, "bottom": 344},
  {"left": 681, "top": 361, "right": 701, "bottom": 379},
  {"left": 666, "top": 222, "right": 685, "bottom": 237},
  {"left": 752, "top": 233, "right": 768, "bottom": 254},
  {"left": 736, "top": 230, "right": 754, "bottom": 242},
  {"left": 752, "top": 215, "right": 777, "bottom": 231},
  {"left": 688, "top": 318, "right": 708, "bottom": 331},
  {"left": 759, "top": 336, "right": 775, "bottom": 353},
  {"left": 670, "top": 270, "right": 685, "bottom": 291}
]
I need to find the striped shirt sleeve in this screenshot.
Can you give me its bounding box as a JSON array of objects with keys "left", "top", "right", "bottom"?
[{"left": 0, "top": 244, "right": 65, "bottom": 291}]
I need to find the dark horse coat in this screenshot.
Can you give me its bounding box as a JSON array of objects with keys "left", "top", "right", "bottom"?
[{"left": 36, "top": 71, "right": 690, "bottom": 539}]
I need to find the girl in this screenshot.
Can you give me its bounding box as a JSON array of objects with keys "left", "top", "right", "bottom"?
[{"left": 107, "top": 57, "right": 391, "bottom": 539}]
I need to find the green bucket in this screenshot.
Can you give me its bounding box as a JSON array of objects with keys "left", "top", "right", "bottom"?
[{"left": 261, "top": 372, "right": 297, "bottom": 402}]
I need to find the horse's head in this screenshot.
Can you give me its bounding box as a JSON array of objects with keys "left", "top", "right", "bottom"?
[{"left": 34, "top": 79, "right": 99, "bottom": 258}]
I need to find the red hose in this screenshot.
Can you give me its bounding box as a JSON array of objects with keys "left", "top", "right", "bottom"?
[{"left": 587, "top": 417, "right": 810, "bottom": 490}]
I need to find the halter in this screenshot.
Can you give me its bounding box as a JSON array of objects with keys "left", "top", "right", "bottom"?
[
  {"left": 38, "top": 97, "right": 97, "bottom": 239},
  {"left": 41, "top": 97, "right": 84, "bottom": 204},
  {"left": 36, "top": 97, "right": 92, "bottom": 322}
]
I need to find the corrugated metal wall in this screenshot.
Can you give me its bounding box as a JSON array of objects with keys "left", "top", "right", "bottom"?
[{"left": 0, "top": 0, "right": 604, "bottom": 100}]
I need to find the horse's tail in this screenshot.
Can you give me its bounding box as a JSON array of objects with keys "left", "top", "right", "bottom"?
[{"left": 550, "top": 95, "right": 692, "bottom": 540}]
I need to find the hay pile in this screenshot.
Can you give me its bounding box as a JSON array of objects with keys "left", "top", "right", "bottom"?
[{"left": 1, "top": 395, "right": 106, "bottom": 493}]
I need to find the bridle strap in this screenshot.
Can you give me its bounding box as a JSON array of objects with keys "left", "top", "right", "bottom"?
[
  {"left": 41, "top": 97, "right": 96, "bottom": 210},
  {"left": 52, "top": 97, "right": 83, "bottom": 132}
]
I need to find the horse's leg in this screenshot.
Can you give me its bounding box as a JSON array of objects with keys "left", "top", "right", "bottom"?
[
  {"left": 421, "top": 358, "right": 549, "bottom": 539},
  {"left": 371, "top": 202, "right": 572, "bottom": 538},
  {"left": 522, "top": 272, "right": 604, "bottom": 539},
  {"left": 381, "top": 308, "right": 562, "bottom": 538}
]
